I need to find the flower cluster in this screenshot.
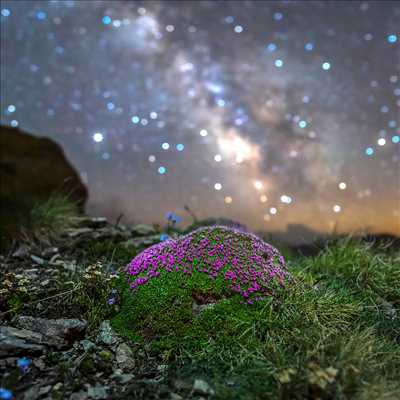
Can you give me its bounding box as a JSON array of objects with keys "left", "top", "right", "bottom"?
[
  {"left": 126, "top": 226, "right": 291, "bottom": 303},
  {"left": 0, "top": 272, "right": 30, "bottom": 296},
  {"left": 0, "top": 272, "right": 31, "bottom": 311}
]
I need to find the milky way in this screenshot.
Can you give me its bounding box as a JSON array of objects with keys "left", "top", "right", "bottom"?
[{"left": 1, "top": 1, "right": 399, "bottom": 235}]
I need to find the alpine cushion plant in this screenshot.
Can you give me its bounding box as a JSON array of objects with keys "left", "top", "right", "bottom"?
[{"left": 126, "top": 226, "right": 291, "bottom": 303}]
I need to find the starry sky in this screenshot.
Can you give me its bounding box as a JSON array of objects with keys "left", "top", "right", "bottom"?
[{"left": 1, "top": 0, "right": 399, "bottom": 236}]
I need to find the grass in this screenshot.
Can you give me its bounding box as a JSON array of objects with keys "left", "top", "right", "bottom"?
[
  {"left": 112, "top": 238, "right": 400, "bottom": 400},
  {"left": 30, "top": 195, "right": 79, "bottom": 233},
  {"left": 0, "top": 194, "right": 80, "bottom": 251}
]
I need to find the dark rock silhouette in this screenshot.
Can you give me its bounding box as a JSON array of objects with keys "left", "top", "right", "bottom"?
[{"left": 0, "top": 125, "right": 87, "bottom": 208}]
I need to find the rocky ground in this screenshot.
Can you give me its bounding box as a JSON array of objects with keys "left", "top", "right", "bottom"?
[{"left": 0, "top": 216, "right": 209, "bottom": 400}]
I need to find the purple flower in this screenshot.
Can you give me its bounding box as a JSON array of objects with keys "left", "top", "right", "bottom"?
[
  {"left": 126, "top": 226, "right": 291, "bottom": 302},
  {"left": 107, "top": 297, "right": 116, "bottom": 305}
]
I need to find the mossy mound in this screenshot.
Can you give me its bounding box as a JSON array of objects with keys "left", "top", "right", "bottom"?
[{"left": 125, "top": 226, "right": 291, "bottom": 303}]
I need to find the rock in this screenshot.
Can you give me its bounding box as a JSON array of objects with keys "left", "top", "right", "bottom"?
[
  {"left": 0, "top": 125, "right": 87, "bottom": 204},
  {"left": 33, "top": 356, "right": 46, "bottom": 370},
  {"left": 12, "top": 244, "right": 31, "bottom": 258},
  {"left": 87, "top": 385, "right": 109, "bottom": 399},
  {"left": 115, "top": 343, "right": 135, "bottom": 371},
  {"left": 69, "top": 216, "right": 108, "bottom": 229},
  {"left": 14, "top": 316, "right": 87, "bottom": 345},
  {"left": 0, "top": 357, "right": 18, "bottom": 369},
  {"left": 131, "top": 224, "right": 156, "bottom": 237},
  {"left": 93, "top": 227, "right": 130, "bottom": 241},
  {"left": 39, "top": 386, "right": 52, "bottom": 396},
  {"left": 0, "top": 126, "right": 87, "bottom": 227},
  {"left": 70, "top": 391, "right": 88, "bottom": 400},
  {"left": 0, "top": 326, "right": 46, "bottom": 356},
  {"left": 110, "top": 370, "right": 134, "bottom": 383},
  {"left": 30, "top": 255, "right": 45, "bottom": 265},
  {"left": 22, "top": 385, "right": 41, "bottom": 400},
  {"left": 24, "top": 269, "right": 39, "bottom": 279},
  {"left": 193, "top": 379, "right": 215, "bottom": 396},
  {"left": 41, "top": 247, "right": 59, "bottom": 258},
  {"left": 80, "top": 339, "right": 96, "bottom": 352},
  {"left": 122, "top": 234, "right": 161, "bottom": 249},
  {"left": 96, "top": 321, "right": 120, "bottom": 346},
  {"left": 66, "top": 227, "right": 94, "bottom": 238}
]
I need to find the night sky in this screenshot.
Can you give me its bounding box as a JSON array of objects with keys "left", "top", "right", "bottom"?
[{"left": 1, "top": 1, "right": 399, "bottom": 235}]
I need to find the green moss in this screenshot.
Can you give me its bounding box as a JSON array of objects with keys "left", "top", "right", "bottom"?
[
  {"left": 99, "top": 350, "right": 113, "bottom": 362},
  {"left": 79, "top": 355, "right": 97, "bottom": 376}
]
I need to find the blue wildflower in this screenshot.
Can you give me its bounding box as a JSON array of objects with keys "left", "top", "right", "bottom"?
[
  {"left": 165, "top": 212, "right": 182, "bottom": 225},
  {"left": 17, "top": 357, "right": 31, "bottom": 374},
  {"left": 0, "top": 388, "right": 13, "bottom": 400},
  {"left": 160, "top": 233, "right": 170, "bottom": 241}
]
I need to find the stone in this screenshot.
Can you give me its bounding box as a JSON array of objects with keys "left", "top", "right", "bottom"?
[
  {"left": 33, "top": 357, "right": 46, "bottom": 370},
  {"left": 0, "top": 326, "right": 46, "bottom": 356},
  {"left": 122, "top": 234, "right": 161, "bottom": 249},
  {"left": 30, "top": 255, "right": 45, "bottom": 265},
  {"left": 87, "top": 385, "right": 109, "bottom": 399},
  {"left": 12, "top": 244, "right": 31, "bottom": 258},
  {"left": 14, "top": 316, "right": 87, "bottom": 345},
  {"left": 96, "top": 321, "right": 120, "bottom": 346},
  {"left": 70, "top": 391, "right": 88, "bottom": 400},
  {"left": 115, "top": 342, "right": 135, "bottom": 371},
  {"left": 131, "top": 224, "right": 156, "bottom": 236},
  {"left": 41, "top": 247, "right": 59, "bottom": 258},
  {"left": 193, "top": 379, "right": 215, "bottom": 396},
  {"left": 38, "top": 386, "right": 52, "bottom": 396},
  {"left": 0, "top": 357, "right": 18, "bottom": 369},
  {"left": 22, "top": 385, "right": 41, "bottom": 400},
  {"left": 66, "top": 228, "right": 94, "bottom": 238},
  {"left": 80, "top": 339, "right": 96, "bottom": 352},
  {"left": 69, "top": 216, "right": 108, "bottom": 229},
  {"left": 110, "top": 370, "right": 134, "bottom": 383}
]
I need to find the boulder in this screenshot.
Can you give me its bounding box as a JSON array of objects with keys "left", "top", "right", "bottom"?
[
  {"left": 0, "top": 125, "right": 87, "bottom": 209},
  {"left": 0, "top": 325, "right": 46, "bottom": 356},
  {"left": 14, "top": 316, "right": 87, "bottom": 345}
]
